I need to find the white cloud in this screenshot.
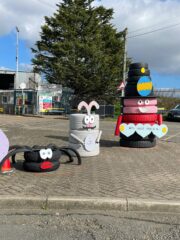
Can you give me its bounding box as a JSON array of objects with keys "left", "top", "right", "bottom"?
[
  {"left": 99, "top": 0, "right": 180, "bottom": 75},
  {"left": 0, "top": 66, "right": 12, "bottom": 71},
  {"left": 0, "top": 0, "right": 180, "bottom": 75},
  {"left": 0, "top": 0, "right": 58, "bottom": 43},
  {"left": 19, "top": 63, "right": 33, "bottom": 72}
]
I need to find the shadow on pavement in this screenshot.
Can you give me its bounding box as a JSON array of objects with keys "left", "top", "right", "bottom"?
[
  {"left": 100, "top": 139, "right": 119, "bottom": 147},
  {"left": 45, "top": 135, "right": 69, "bottom": 142},
  {"left": 45, "top": 135, "right": 119, "bottom": 148}
]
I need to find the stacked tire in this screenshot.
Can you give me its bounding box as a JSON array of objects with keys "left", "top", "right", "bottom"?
[
  {"left": 116, "top": 62, "right": 162, "bottom": 148},
  {"left": 69, "top": 113, "right": 100, "bottom": 157},
  {"left": 125, "top": 63, "right": 153, "bottom": 97},
  {"left": 23, "top": 147, "right": 61, "bottom": 172}
]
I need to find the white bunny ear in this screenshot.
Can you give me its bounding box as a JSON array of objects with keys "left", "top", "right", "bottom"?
[
  {"left": 78, "top": 101, "right": 90, "bottom": 114},
  {"left": 89, "top": 101, "right": 99, "bottom": 112}
]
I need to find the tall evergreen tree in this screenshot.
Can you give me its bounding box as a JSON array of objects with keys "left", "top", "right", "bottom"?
[{"left": 32, "top": 0, "right": 125, "bottom": 103}]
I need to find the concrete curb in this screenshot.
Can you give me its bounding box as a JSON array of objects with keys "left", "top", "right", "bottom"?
[
  {"left": 127, "top": 198, "right": 180, "bottom": 213},
  {"left": 0, "top": 196, "right": 180, "bottom": 213},
  {"left": 21, "top": 114, "right": 44, "bottom": 118},
  {"left": 21, "top": 114, "right": 69, "bottom": 120},
  {"left": 0, "top": 195, "right": 47, "bottom": 209},
  {"left": 47, "top": 197, "right": 127, "bottom": 211}
]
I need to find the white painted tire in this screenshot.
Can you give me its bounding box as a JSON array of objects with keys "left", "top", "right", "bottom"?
[
  {"left": 69, "top": 114, "right": 99, "bottom": 130},
  {"left": 68, "top": 142, "right": 100, "bottom": 157},
  {"left": 69, "top": 130, "right": 100, "bottom": 144},
  {"left": 69, "top": 129, "right": 100, "bottom": 157}
]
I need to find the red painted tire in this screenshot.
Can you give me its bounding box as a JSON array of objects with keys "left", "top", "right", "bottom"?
[
  {"left": 121, "top": 122, "right": 156, "bottom": 125},
  {"left": 122, "top": 114, "right": 158, "bottom": 123}
]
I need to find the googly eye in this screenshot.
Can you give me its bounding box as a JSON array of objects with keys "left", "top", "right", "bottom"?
[
  {"left": 145, "top": 99, "right": 150, "bottom": 105},
  {"left": 46, "top": 148, "right": 53, "bottom": 159},
  {"left": 40, "top": 149, "right": 47, "bottom": 160},
  {"left": 89, "top": 115, "right": 95, "bottom": 124},
  {"left": 84, "top": 115, "right": 90, "bottom": 124},
  {"left": 138, "top": 100, "right": 143, "bottom": 105}
]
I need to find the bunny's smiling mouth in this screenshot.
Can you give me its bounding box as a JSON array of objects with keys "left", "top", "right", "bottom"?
[{"left": 83, "top": 125, "right": 96, "bottom": 129}]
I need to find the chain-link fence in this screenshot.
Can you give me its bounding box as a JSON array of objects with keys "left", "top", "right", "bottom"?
[
  {"left": 96, "top": 105, "right": 114, "bottom": 118},
  {"left": 154, "top": 89, "right": 180, "bottom": 98}
]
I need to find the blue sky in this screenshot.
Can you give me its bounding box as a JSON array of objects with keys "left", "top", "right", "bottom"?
[
  {"left": 151, "top": 72, "right": 180, "bottom": 89},
  {"left": 0, "top": 32, "right": 32, "bottom": 71},
  {"left": 0, "top": 0, "right": 180, "bottom": 89}
]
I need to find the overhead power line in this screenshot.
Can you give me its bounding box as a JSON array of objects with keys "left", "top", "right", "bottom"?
[
  {"left": 128, "top": 16, "right": 180, "bottom": 34},
  {"left": 35, "top": 0, "right": 55, "bottom": 8},
  {"left": 128, "top": 22, "right": 180, "bottom": 39}
]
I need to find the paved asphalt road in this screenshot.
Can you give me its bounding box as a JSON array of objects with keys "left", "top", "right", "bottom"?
[{"left": 0, "top": 209, "right": 179, "bottom": 240}]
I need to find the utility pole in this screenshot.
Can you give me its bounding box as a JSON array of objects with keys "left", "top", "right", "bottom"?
[
  {"left": 122, "top": 27, "right": 128, "bottom": 97},
  {"left": 15, "top": 26, "right": 19, "bottom": 115},
  {"left": 16, "top": 26, "right": 19, "bottom": 88}
]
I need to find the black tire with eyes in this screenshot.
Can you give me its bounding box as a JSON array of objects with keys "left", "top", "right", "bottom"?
[
  {"left": 24, "top": 149, "right": 61, "bottom": 162},
  {"left": 23, "top": 160, "right": 60, "bottom": 172}
]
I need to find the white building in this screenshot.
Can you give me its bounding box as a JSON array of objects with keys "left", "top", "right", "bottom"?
[
  {"left": 0, "top": 70, "right": 41, "bottom": 90},
  {"left": 0, "top": 70, "right": 64, "bottom": 114}
]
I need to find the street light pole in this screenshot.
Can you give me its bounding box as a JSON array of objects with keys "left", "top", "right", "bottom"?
[
  {"left": 122, "top": 27, "right": 128, "bottom": 97},
  {"left": 16, "top": 26, "right": 19, "bottom": 88},
  {"left": 14, "top": 26, "right": 20, "bottom": 115}
]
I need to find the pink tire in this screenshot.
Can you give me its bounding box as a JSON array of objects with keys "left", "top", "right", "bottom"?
[
  {"left": 123, "top": 106, "right": 157, "bottom": 114},
  {"left": 123, "top": 98, "right": 157, "bottom": 106}
]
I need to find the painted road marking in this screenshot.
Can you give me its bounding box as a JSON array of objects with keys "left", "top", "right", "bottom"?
[{"left": 162, "top": 132, "right": 180, "bottom": 141}]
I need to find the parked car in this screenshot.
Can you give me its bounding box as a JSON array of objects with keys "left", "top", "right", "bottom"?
[{"left": 167, "top": 104, "right": 180, "bottom": 120}]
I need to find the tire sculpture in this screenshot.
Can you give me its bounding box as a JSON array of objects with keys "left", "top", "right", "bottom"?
[
  {"left": 115, "top": 62, "right": 168, "bottom": 148},
  {"left": 69, "top": 101, "right": 102, "bottom": 157},
  {"left": 0, "top": 143, "right": 82, "bottom": 173}
]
